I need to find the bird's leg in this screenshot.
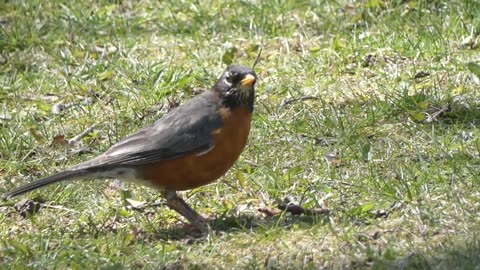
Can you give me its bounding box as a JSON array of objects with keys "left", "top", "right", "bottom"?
[{"left": 162, "top": 190, "right": 207, "bottom": 229}]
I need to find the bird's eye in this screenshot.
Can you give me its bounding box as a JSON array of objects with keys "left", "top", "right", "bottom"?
[{"left": 224, "top": 72, "right": 233, "bottom": 85}]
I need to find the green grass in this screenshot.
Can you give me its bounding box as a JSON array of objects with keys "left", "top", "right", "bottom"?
[{"left": 2, "top": 0, "right": 480, "bottom": 269}]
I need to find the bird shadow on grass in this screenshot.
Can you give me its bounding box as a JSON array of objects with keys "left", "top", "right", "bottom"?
[{"left": 150, "top": 213, "right": 330, "bottom": 241}]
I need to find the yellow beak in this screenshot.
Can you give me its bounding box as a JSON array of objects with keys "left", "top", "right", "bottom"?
[{"left": 240, "top": 74, "right": 256, "bottom": 87}]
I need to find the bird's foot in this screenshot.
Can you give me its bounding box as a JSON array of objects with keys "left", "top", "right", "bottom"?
[{"left": 162, "top": 190, "right": 209, "bottom": 232}]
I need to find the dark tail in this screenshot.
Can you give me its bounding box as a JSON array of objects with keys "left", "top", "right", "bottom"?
[{"left": 2, "top": 170, "right": 84, "bottom": 199}]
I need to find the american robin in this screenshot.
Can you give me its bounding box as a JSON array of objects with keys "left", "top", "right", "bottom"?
[{"left": 3, "top": 65, "right": 257, "bottom": 229}]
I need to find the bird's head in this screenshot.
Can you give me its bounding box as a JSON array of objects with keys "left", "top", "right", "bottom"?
[{"left": 213, "top": 65, "right": 257, "bottom": 112}]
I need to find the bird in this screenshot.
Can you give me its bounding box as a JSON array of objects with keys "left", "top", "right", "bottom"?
[{"left": 2, "top": 64, "right": 257, "bottom": 230}]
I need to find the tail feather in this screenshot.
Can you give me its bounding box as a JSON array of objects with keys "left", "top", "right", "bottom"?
[{"left": 2, "top": 170, "right": 84, "bottom": 199}]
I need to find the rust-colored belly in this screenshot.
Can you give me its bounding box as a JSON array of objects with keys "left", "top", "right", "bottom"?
[{"left": 141, "top": 107, "right": 251, "bottom": 191}]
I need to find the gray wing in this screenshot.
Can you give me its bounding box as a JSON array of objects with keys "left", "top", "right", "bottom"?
[{"left": 74, "top": 92, "right": 222, "bottom": 169}]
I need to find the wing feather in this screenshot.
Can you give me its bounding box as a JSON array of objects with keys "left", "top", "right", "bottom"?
[{"left": 73, "top": 92, "right": 222, "bottom": 169}]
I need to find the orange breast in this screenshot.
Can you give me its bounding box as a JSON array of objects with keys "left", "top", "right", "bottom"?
[{"left": 141, "top": 106, "right": 252, "bottom": 191}]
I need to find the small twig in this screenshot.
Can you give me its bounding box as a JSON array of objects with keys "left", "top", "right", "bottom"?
[
  {"left": 278, "top": 96, "right": 319, "bottom": 112},
  {"left": 129, "top": 201, "right": 165, "bottom": 211},
  {"left": 41, "top": 203, "right": 79, "bottom": 213},
  {"left": 51, "top": 97, "right": 94, "bottom": 115},
  {"left": 258, "top": 207, "right": 280, "bottom": 217},
  {"left": 67, "top": 124, "right": 97, "bottom": 145},
  {"left": 252, "top": 46, "right": 263, "bottom": 69},
  {"left": 426, "top": 104, "right": 450, "bottom": 123},
  {"left": 293, "top": 15, "right": 308, "bottom": 41}
]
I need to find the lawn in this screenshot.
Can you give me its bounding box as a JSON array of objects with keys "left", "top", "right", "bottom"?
[{"left": 1, "top": 0, "right": 480, "bottom": 269}]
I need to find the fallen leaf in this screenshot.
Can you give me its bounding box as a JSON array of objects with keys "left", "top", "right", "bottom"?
[
  {"left": 258, "top": 196, "right": 330, "bottom": 217},
  {"left": 51, "top": 102, "right": 76, "bottom": 114},
  {"left": 325, "top": 153, "right": 343, "bottom": 166},
  {"left": 14, "top": 199, "right": 42, "bottom": 218},
  {"left": 414, "top": 71, "right": 430, "bottom": 79},
  {"left": 51, "top": 135, "right": 67, "bottom": 146}
]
